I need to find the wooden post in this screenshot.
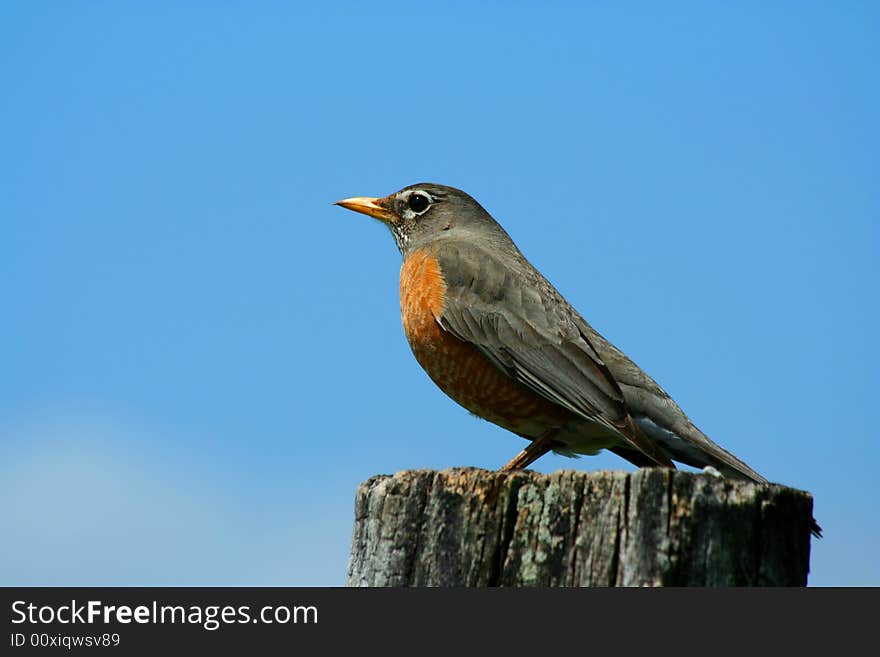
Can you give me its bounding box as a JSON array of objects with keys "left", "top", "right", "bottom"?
[{"left": 347, "top": 467, "right": 814, "bottom": 586}]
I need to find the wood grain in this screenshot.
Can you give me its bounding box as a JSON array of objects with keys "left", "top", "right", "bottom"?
[{"left": 347, "top": 468, "right": 813, "bottom": 586}]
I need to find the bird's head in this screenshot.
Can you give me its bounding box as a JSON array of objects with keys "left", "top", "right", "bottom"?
[{"left": 335, "top": 183, "right": 510, "bottom": 255}]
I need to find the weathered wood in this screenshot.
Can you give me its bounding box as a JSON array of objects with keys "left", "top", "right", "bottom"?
[{"left": 347, "top": 468, "right": 814, "bottom": 586}]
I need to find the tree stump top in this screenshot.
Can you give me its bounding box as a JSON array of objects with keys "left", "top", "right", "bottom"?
[{"left": 348, "top": 468, "right": 814, "bottom": 587}]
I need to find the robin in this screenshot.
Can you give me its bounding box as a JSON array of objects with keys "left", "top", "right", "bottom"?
[{"left": 336, "top": 183, "right": 820, "bottom": 536}]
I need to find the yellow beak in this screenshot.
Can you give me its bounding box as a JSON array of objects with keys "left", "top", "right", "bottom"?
[{"left": 334, "top": 196, "right": 397, "bottom": 223}]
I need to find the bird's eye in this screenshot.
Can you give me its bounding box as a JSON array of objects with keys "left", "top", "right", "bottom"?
[{"left": 407, "top": 193, "right": 430, "bottom": 213}]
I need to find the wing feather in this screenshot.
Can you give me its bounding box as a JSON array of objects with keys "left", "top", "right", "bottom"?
[
  {"left": 435, "top": 243, "right": 626, "bottom": 430},
  {"left": 433, "top": 241, "right": 674, "bottom": 467}
]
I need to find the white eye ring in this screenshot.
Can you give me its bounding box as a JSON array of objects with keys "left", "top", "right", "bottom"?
[{"left": 405, "top": 191, "right": 432, "bottom": 214}]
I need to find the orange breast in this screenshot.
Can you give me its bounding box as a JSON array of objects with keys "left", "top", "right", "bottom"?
[{"left": 399, "top": 248, "right": 568, "bottom": 436}]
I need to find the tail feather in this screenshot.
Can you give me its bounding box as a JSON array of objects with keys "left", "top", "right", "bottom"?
[{"left": 615, "top": 419, "right": 823, "bottom": 539}]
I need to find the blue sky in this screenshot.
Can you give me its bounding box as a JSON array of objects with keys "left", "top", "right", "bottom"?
[{"left": 1, "top": 2, "right": 876, "bottom": 586}]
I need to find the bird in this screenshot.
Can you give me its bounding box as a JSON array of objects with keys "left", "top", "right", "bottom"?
[{"left": 335, "top": 183, "right": 820, "bottom": 537}]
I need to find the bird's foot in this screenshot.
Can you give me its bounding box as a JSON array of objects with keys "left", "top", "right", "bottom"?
[{"left": 499, "top": 432, "right": 556, "bottom": 472}]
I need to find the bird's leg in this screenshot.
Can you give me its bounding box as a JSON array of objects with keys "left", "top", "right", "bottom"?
[{"left": 499, "top": 432, "right": 557, "bottom": 472}]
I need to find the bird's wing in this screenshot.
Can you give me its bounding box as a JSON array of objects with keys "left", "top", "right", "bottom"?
[
  {"left": 585, "top": 324, "right": 769, "bottom": 480},
  {"left": 434, "top": 242, "right": 674, "bottom": 467}
]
